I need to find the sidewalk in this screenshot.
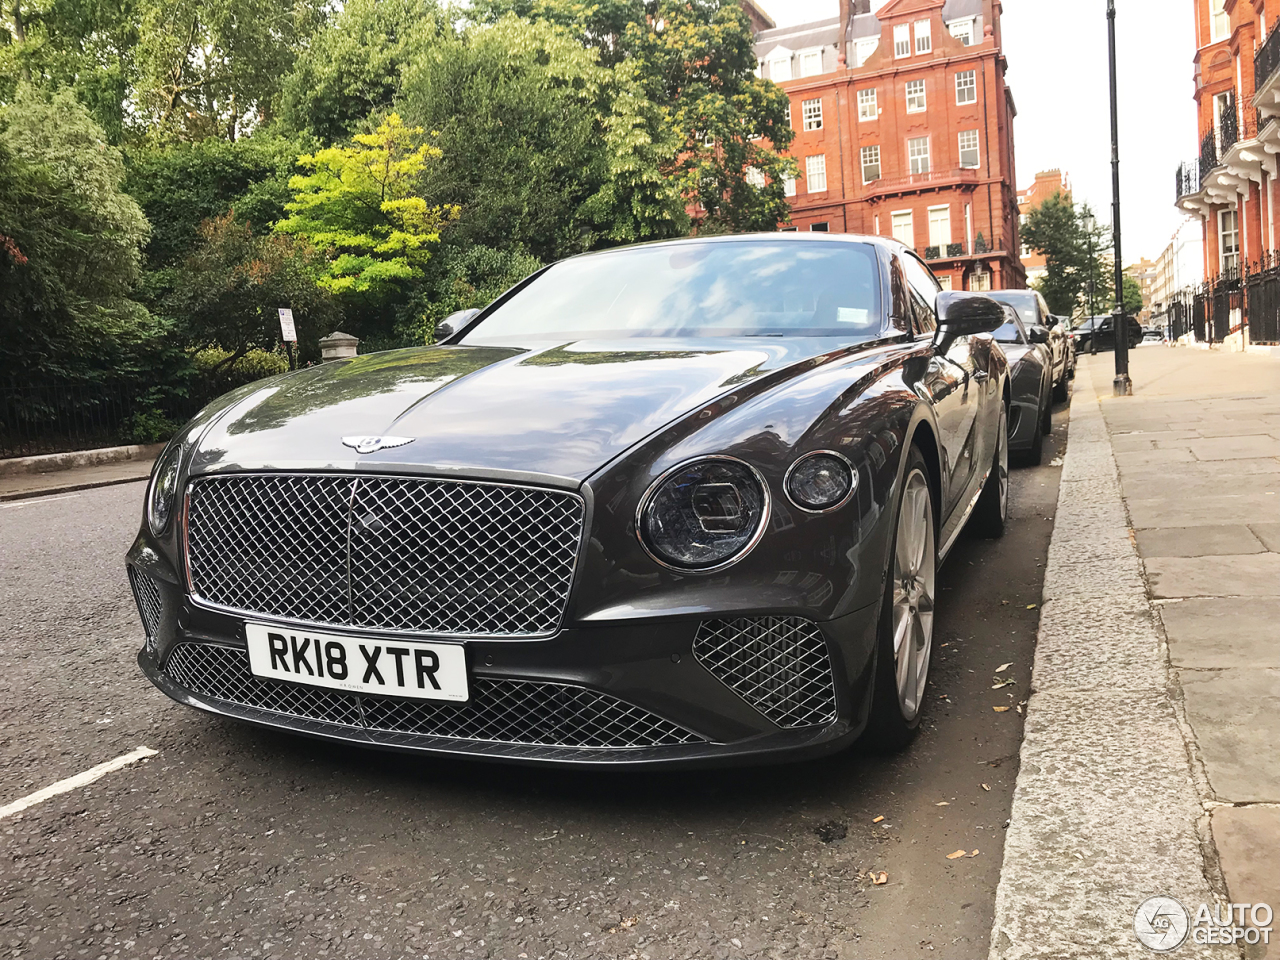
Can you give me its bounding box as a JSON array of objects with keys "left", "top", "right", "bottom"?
[
  {"left": 990, "top": 346, "right": 1280, "bottom": 959},
  {"left": 0, "top": 456, "right": 156, "bottom": 501}
]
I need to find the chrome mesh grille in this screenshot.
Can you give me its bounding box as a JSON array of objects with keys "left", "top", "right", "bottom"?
[
  {"left": 185, "top": 474, "right": 583, "bottom": 637},
  {"left": 693, "top": 617, "right": 838, "bottom": 729},
  {"left": 164, "top": 643, "right": 702, "bottom": 749},
  {"left": 128, "top": 566, "right": 165, "bottom": 638}
]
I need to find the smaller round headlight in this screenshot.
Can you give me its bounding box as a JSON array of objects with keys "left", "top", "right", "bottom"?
[
  {"left": 785, "top": 451, "right": 856, "bottom": 512},
  {"left": 147, "top": 443, "right": 183, "bottom": 535}
]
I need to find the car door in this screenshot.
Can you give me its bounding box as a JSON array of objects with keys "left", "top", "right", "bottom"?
[{"left": 899, "top": 254, "right": 982, "bottom": 516}]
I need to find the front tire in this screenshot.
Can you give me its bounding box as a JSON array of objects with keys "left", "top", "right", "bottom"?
[{"left": 863, "top": 446, "right": 937, "bottom": 752}]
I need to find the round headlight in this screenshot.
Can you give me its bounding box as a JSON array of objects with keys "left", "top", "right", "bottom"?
[
  {"left": 147, "top": 443, "right": 183, "bottom": 535},
  {"left": 638, "top": 457, "right": 769, "bottom": 571},
  {"left": 785, "top": 451, "right": 856, "bottom": 512}
]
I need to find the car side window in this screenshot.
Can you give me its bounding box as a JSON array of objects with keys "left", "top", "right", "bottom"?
[{"left": 900, "top": 254, "right": 940, "bottom": 334}]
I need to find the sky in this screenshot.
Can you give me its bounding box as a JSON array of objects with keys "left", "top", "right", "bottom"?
[{"left": 756, "top": 0, "right": 1200, "bottom": 264}]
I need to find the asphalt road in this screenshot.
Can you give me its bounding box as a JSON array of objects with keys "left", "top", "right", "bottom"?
[{"left": 0, "top": 404, "right": 1067, "bottom": 960}]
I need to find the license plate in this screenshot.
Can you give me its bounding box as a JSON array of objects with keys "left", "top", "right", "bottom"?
[{"left": 244, "top": 623, "right": 468, "bottom": 702}]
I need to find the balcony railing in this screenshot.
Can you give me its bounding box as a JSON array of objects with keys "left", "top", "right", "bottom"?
[
  {"left": 1200, "top": 129, "right": 1219, "bottom": 183},
  {"left": 862, "top": 168, "right": 980, "bottom": 198},
  {"left": 1176, "top": 160, "right": 1200, "bottom": 201},
  {"left": 1257, "top": 24, "right": 1280, "bottom": 92},
  {"left": 1221, "top": 104, "right": 1240, "bottom": 153}
]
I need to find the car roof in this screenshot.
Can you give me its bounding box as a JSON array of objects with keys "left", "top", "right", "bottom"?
[{"left": 562, "top": 231, "right": 913, "bottom": 263}]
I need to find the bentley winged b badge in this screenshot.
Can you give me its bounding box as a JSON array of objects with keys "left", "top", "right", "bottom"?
[{"left": 342, "top": 436, "right": 416, "bottom": 455}]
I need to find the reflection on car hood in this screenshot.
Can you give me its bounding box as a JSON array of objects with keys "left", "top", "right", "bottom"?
[
  {"left": 190, "top": 339, "right": 851, "bottom": 483},
  {"left": 999, "top": 343, "right": 1033, "bottom": 367}
]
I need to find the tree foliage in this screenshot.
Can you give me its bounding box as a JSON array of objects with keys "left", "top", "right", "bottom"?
[
  {"left": 275, "top": 113, "right": 458, "bottom": 302},
  {"left": 1021, "top": 193, "right": 1112, "bottom": 318}
]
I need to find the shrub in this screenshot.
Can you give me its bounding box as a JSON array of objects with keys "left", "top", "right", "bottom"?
[{"left": 191, "top": 346, "right": 290, "bottom": 403}]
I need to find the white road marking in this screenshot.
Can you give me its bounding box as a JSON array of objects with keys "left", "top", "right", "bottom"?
[
  {"left": 0, "top": 493, "right": 82, "bottom": 510},
  {"left": 0, "top": 746, "right": 157, "bottom": 820}
]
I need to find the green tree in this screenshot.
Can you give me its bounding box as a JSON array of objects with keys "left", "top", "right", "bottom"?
[
  {"left": 1021, "top": 193, "right": 1112, "bottom": 318},
  {"left": 275, "top": 113, "right": 458, "bottom": 304},
  {"left": 166, "top": 211, "right": 339, "bottom": 367},
  {"left": 277, "top": 0, "right": 448, "bottom": 145}
]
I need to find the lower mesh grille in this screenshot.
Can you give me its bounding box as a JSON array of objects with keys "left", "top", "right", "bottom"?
[
  {"left": 129, "top": 567, "right": 165, "bottom": 639},
  {"left": 164, "top": 643, "right": 702, "bottom": 749},
  {"left": 693, "top": 617, "right": 838, "bottom": 729}
]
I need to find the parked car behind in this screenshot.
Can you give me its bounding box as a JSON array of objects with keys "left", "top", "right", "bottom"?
[
  {"left": 986, "top": 289, "right": 1073, "bottom": 401},
  {"left": 1071, "top": 314, "right": 1143, "bottom": 352},
  {"left": 991, "top": 303, "right": 1054, "bottom": 465}
]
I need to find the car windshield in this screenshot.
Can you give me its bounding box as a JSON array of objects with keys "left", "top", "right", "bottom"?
[
  {"left": 461, "top": 240, "right": 885, "bottom": 342},
  {"left": 985, "top": 289, "right": 1041, "bottom": 322}
]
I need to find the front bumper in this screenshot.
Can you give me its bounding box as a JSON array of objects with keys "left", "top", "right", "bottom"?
[{"left": 130, "top": 551, "right": 882, "bottom": 768}]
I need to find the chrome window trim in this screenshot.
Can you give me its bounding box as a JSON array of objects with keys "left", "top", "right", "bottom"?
[
  {"left": 182, "top": 471, "right": 588, "bottom": 640},
  {"left": 634, "top": 455, "right": 772, "bottom": 575}
]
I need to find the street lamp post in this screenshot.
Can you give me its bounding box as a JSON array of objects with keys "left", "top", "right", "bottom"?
[
  {"left": 1108, "top": 0, "right": 1133, "bottom": 395},
  {"left": 1084, "top": 212, "right": 1097, "bottom": 356}
]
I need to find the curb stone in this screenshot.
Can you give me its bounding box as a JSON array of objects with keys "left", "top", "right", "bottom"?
[
  {"left": 987, "top": 361, "right": 1222, "bottom": 960},
  {"left": 0, "top": 442, "right": 165, "bottom": 477}
]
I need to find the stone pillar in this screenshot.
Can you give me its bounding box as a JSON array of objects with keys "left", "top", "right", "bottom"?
[{"left": 319, "top": 331, "right": 360, "bottom": 361}]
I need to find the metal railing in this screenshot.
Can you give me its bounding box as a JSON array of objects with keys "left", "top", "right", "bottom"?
[
  {"left": 1163, "top": 255, "right": 1280, "bottom": 347},
  {"left": 1176, "top": 160, "right": 1200, "bottom": 200},
  {"left": 0, "top": 379, "right": 136, "bottom": 459},
  {"left": 1257, "top": 24, "right": 1280, "bottom": 92},
  {"left": 1220, "top": 103, "right": 1240, "bottom": 154},
  {"left": 1200, "top": 129, "right": 1219, "bottom": 183}
]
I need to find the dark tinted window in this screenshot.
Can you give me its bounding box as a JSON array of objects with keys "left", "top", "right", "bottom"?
[
  {"left": 463, "top": 240, "right": 885, "bottom": 341},
  {"left": 899, "top": 254, "right": 940, "bottom": 333}
]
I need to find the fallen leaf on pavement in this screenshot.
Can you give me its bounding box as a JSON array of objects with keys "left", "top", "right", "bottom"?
[
  {"left": 935, "top": 801, "right": 949, "bottom": 806},
  {"left": 995, "top": 662, "right": 1012, "bottom": 673},
  {"left": 969, "top": 850, "right": 980, "bottom": 857},
  {"left": 872, "top": 815, "right": 884, "bottom": 823},
  {"left": 1026, "top": 604, "right": 1038, "bottom": 610},
  {"left": 1000, "top": 600, "right": 1009, "bottom": 605},
  {"left": 991, "top": 679, "right": 1016, "bottom": 689},
  {"left": 872, "top": 871, "right": 888, "bottom": 885},
  {"left": 981, "top": 783, "right": 991, "bottom": 791},
  {"left": 992, "top": 706, "right": 1010, "bottom": 713},
  {"left": 946, "top": 850, "right": 967, "bottom": 860}
]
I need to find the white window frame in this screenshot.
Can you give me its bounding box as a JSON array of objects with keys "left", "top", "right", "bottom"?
[
  {"left": 802, "top": 97, "right": 823, "bottom": 131},
  {"left": 861, "top": 144, "right": 881, "bottom": 183},
  {"left": 894, "top": 24, "right": 911, "bottom": 58},
  {"left": 1219, "top": 208, "right": 1240, "bottom": 271},
  {"left": 1211, "top": 0, "right": 1229, "bottom": 41},
  {"left": 806, "top": 154, "right": 827, "bottom": 193},
  {"left": 908, "top": 136, "right": 931, "bottom": 175},
  {"left": 810, "top": 222, "right": 830, "bottom": 232},
  {"left": 857, "top": 87, "right": 878, "bottom": 121},
  {"left": 785, "top": 101, "right": 792, "bottom": 128},
  {"left": 799, "top": 48, "right": 823, "bottom": 77},
  {"left": 892, "top": 210, "right": 914, "bottom": 247},
  {"left": 914, "top": 19, "right": 932, "bottom": 54},
  {"left": 948, "top": 17, "right": 975, "bottom": 45},
  {"left": 958, "top": 129, "right": 980, "bottom": 168},
  {"left": 783, "top": 174, "right": 796, "bottom": 197},
  {"left": 956, "top": 69, "right": 977, "bottom": 105},
  {"left": 906, "top": 79, "right": 927, "bottom": 113},
  {"left": 768, "top": 47, "right": 793, "bottom": 82},
  {"left": 937, "top": 274, "right": 953, "bottom": 291},
  {"left": 969, "top": 267, "right": 991, "bottom": 292},
  {"left": 928, "top": 205, "right": 952, "bottom": 248},
  {"left": 854, "top": 38, "right": 879, "bottom": 67}
]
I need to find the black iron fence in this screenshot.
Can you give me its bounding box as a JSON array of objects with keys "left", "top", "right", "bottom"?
[
  {"left": 1257, "top": 24, "right": 1280, "bottom": 93},
  {"left": 0, "top": 379, "right": 139, "bottom": 459},
  {"left": 1159, "top": 256, "right": 1280, "bottom": 347}
]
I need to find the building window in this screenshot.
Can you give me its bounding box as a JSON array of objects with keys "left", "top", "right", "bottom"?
[
  {"left": 1211, "top": 0, "right": 1229, "bottom": 41},
  {"left": 806, "top": 154, "right": 827, "bottom": 192},
  {"left": 770, "top": 55, "right": 792, "bottom": 82},
  {"left": 959, "top": 129, "right": 980, "bottom": 168},
  {"left": 799, "top": 49, "right": 822, "bottom": 77},
  {"left": 783, "top": 175, "right": 796, "bottom": 197},
  {"left": 937, "top": 274, "right": 953, "bottom": 291},
  {"left": 928, "top": 206, "right": 952, "bottom": 248},
  {"left": 970, "top": 269, "right": 991, "bottom": 292},
  {"left": 858, "top": 88, "right": 878, "bottom": 121},
  {"left": 785, "top": 102, "right": 792, "bottom": 128},
  {"left": 906, "top": 79, "right": 927, "bottom": 113},
  {"left": 948, "top": 18, "right": 974, "bottom": 45},
  {"left": 1219, "top": 208, "right": 1240, "bottom": 271},
  {"left": 855, "top": 38, "right": 879, "bottom": 67},
  {"left": 780, "top": 226, "right": 799, "bottom": 232},
  {"left": 810, "top": 222, "right": 830, "bottom": 232},
  {"left": 915, "top": 19, "right": 932, "bottom": 54},
  {"left": 745, "top": 166, "right": 765, "bottom": 188},
  {"left": 894, "top": 23, "right": 911, "bottom": 58},
  {"left": 861, "top": 145, "right": 881, "bottom": 182},
  {"left": 802, "top": 98, "right": 823, "bottom": 131},
  {"left": 908, "top": 136, "right": 931, "bottom": 174},
  {"left": 892, "top": 211, "right": 914, "bottom": 247},
  {"left": 956, "top": 70, "right": 977, "bottom": 105}
]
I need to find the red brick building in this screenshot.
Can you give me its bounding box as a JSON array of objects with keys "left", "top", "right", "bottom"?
[
  {"left": 752, "top": 0, "right": 1025, "bottom": 291},
  {"left": 1176, "top": 0, "right": 1280, "bottom": 284}
]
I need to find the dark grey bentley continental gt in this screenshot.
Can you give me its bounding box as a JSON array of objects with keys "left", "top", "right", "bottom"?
[{"left": 128, "top": 234, "right": 1011, "bottom": 766}]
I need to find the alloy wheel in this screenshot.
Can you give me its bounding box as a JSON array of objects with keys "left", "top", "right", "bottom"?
[{"left": 891, "top": 468, "right": 936, "bottom": 721}]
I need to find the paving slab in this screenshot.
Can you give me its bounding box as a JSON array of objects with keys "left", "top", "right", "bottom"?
[
  {"left": 1211, "top": 806, "right": 1280, "bottom": 934},
  {"left": 1250, "top": 522, "right": 1280, "bottom": 551},
  {"left": 1160, "top": 598, "right": 1280, "bottom": 669},
  {"left": 1188, "top": 435, "right": 1280, "bottom": 461},
  {"left": 1180, "top": 669, "right": 1280, "bottom": 802},
  {"left": 1146, "top": 553, "right": 1280, "bottom": 599},
  {"left": 1127, "top": 494, "right": 1280, "bottom": 530},
  {"left": 1193, "top": 419, "right": 1280, "bottom": 438},
  {"left": 1135, "top": 525, "right": 1267, "bottom": 558}
]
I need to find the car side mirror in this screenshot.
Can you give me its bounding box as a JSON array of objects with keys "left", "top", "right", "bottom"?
[
  {"left": 435, "top": 308, "right": 481, "bottom": 342},
  {"left": 1028, "top": 325, "right": 1051, "bottom": 344},
  {"left": 1044, "top": 316, "right": 1059, "bottom": 329},
  {"left": 935, "top": 292, "right": 1006, "bottom": 338}
]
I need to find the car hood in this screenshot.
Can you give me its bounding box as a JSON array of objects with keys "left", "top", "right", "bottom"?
[{"left": 189, "top": 339, "right": 852, "bottom": 485}]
